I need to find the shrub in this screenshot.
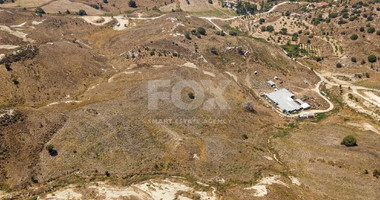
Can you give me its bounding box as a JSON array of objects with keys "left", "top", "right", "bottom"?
[
  {"left": 185, "top": 31, "right": 191, "bottom": 40},
  {"left": 216, "top": 31, "right": 225, "bottom": 36},
  {"left": 377, "top": 30, "right": 380, "bottom": 35},
  {"left": 259, "top": 18, "right": 265, "bottom": 24},
  {"left": 188, "top": 92, "right": 195, "bottom": 99},
  {"left": 280, "top": 28, "right": 287, "bottom": 35},
  {"left": 5, "top": 63, "right": 12, "bottom": 71},
  {"left": 292, "top": 33, "right": 298, "bottom": 41},
  {"left": 12, "top": 78, "right": 19, "bottom": 85},
  {"left": 242, "top": 134, "right": 248, "bottom": 140},
  {"left": 46, "top": 144, "right": 58, "bottom": 156},
  {"left": 197, "top": 27, "right": 206, "bottom": 35},
  {"left": 78, "top": 9, "right": 87, "bottom": 16},
  {"left": 368, "top": 54, "right": 377, "bottom": 63},
  {"left": 210, "top": 46, "right": 218, "bottom": 55},
  {"left": 341, "top": 135, "right": 357, "bottom": 147},
  {"left": 242, "top": 101, "right": 254, "bottom": 113},
  {"left": 350, "top": 34, "right": 358, "bottom": 40},
  {"left": 336, "top": 63, "right": 342, "bottom": 68},
  {"left": 128, "top": 0, "right": 136, "bottom": 8},
  {"left": 261, "top": 26, "right": 266, "bottom": 32},
  {"left": 103, "top": 0, "right": 108, "bottom": 3},
  {"left": 34, "top": 7, "right": 45, "bottom": 14},
  {"left": 229, "top": 30, "right": 238, "bottom": 36},
  {"left": 208, "top": 0, "right": 213, "bottom": 4},
  {"left": 374, "top": 169, "right": 380, "bottom": 178},
  {"left": 359, "top": 27, "right": 365, "bottom": 32},
  {"left": 105, "top": 171, "right": 111, "bottom": 177},
  {"left": 351, "top": 57, "right": 357, "bottom": 62},
  {"left": 367, "top": 27, "right": 375, "bottom": 33},
  {"left": 266, "top": 25, "right": 274, "bottom": 32},
  {"left": 329, "top": 12, "right": 338, "bottom": 18},
  {"left": 0, "top": 0, "right": 4, "bottom": 4}
]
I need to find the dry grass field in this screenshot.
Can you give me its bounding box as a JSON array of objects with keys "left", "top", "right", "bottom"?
[{"left": 0, "top": 0, "right": 379, "bottom": 199}]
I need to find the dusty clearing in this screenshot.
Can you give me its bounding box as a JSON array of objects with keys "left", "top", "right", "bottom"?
[{"left": 42, "top": 0, "right": 104, "bottom": 15}]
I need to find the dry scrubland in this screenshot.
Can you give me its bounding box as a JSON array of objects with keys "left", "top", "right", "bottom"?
[{"left": 0, "top": 0, "right": 379, "bottom": 199}]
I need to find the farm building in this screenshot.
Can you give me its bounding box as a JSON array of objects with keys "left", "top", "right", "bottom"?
[
  {"left": 265, "top": 88, "right": 303, "bottom": 114},
  {"left": 296, "top": 99, "right": 311, "bottom": 109},
  {"left": 267, "top": 80, "right": 276, "bottom": 87}
]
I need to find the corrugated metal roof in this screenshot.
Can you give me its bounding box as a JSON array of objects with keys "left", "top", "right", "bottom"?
[{"left": 265, "top": 89, "right": 301, "bottom": 113}]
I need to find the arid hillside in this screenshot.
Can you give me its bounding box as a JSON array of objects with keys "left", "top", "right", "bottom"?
[{"left": 0, "top": 1, "right": 379, "bottom": 200}]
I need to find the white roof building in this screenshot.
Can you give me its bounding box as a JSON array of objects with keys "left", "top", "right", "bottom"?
[
  {"left": 265, "top": 89, "right": 302, "bottom": 114},
  {"left": 296, "top": 99, "right": 311, "bottom": 109}
]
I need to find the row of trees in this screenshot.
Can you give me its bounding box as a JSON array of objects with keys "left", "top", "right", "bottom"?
[{"left": 35, "top": 7, "right": 87, "bottom": 15}]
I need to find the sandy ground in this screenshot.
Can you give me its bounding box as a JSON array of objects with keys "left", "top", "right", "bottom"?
[
  {"left": 0, "top": 44, "right": 19, "bottom": 49},
  {"left": 32, "top": 20, "right": 46, "bottom": 25},
  {"left": 0, "top": 24, "right": 33, "bottom": 42},
  {"left": 347, "top": 122, "right": 380, "bottom": 135},
  {"left": 181, "top": 62, "right": 198, "bottom": 69},
  {"left": 244, "top": 175, "right": 288, "bottom": 197},
  {"left": 40, "top": 178, "right": 218, "bottom": 200},
  {"left": 45, "top": 188, "right": 82, "bottom": 200},
  {"left": 42, "top": 0, "right": 104, "bottom": 15},
  {"left": 225, "top": 71, "right": 238, "bottom": 82},
  {"left": 81, "top": 16, "right": 114, "bottom": 26},
  {"left": 289, "top": 176, "right": 301, "bottom": 186},
  {"left": 363, "top": 91, "right": 380, "bottom": 106},
  {"left": 203, "top": 70, "right": 216, "bottom": 77},
  {"left": 81, "top": 15, "right": 130, "bottom": 31}
]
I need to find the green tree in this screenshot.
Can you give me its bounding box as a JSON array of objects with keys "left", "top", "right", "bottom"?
[
  {"left": 78, "top": 9, "right": 87, "bottom": 16},
  {"left": 197, "top": 27, "right": 206, "bottom": 35},
  {"left": 367, "top": 27, "right": 375, "bottom": 33},
  {"left": 185, "top": 31, "right": 191, "bottom": 40},
  {"left": 0, "top": 0, "right": 4, "bottom": 4},
  {"left": 188, "top": 92, "right": 195, "bottom": 99},
  {"left": 329, "top": 12, "right": 338, "bottom": 18},
  {"left": 280, "top": 28, "right": 287, "bottom": 35},
  {"left": 341, "top": 135, "right": 357, "bottom": 147},
  {"left": 266, "top": 25, "right": 274, "bottom": 32},
  {"left": 292, "top": 33, "right": 298, "bottom": 41},
  {"left": 336, "top": 63, "right": 342, "bottom": 68},
  {"left": 128, "top": 0, "right": 137, "bottom": 8},
  {"left": 46, "top": 144, "right": 58, "bottom": 156},
  {"left": 350, "top": 34, "right": 358, "bottom": 40},
  {"left": 34, "top": 7, "right": 45, "bottom": 14},
  {"left": 351, "top": 57, "right": 357, "bottom": 62},
  {"left": 368, "top": 54, "right": 377, "bottom": 63}
]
